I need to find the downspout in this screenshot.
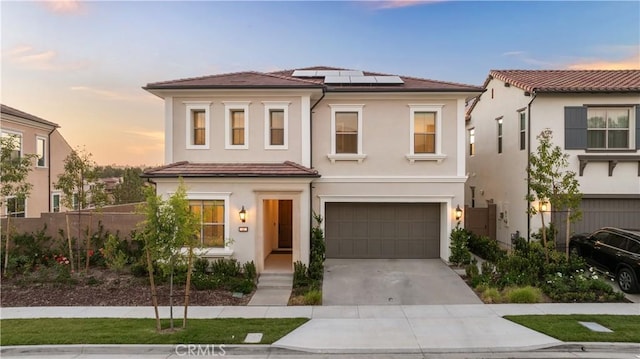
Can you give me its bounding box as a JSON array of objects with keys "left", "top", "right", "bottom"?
[
  {"left": 308, "top": 89, "right": 325, "bottom": 230},
  {"left": 526, "top": 91, "right": 537, "bottom": 242},
  {"left": 47, "top": 127, "right": 56, "bottom": 212}
]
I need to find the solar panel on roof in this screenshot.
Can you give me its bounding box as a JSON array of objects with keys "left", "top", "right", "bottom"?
[
  {"left": 324, "top": 76, "right": 352, "bottom": 84},
  {"left": 349, "top": 76, "right": 378, "bottom": 83},
  {"left": 339, "top": 70, "right": 365, "bottom": 76},
  {"left": 374, "top": 76, "right": 404, "bottom": 84},
  {"left": 291, "top": 70, "right": 318, "bottom": 77}
]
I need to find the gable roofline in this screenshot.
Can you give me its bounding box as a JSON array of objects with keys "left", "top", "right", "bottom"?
[
  {"left": 1, "top": 104, "right": 59, "bottom": 128},
  {"left": 144, "top": 70, "right": 324, "bottom": 90},
  {"left": 487, "top": 69, "right": 640, "bottom": 94},
  {"left": 141, "top": 161, "right": 321, "bottom": 178}
]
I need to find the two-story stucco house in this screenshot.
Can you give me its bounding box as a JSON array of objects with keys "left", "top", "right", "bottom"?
[
  {"left": 143, "top": 67, "right": 482, "bottom": 272},
  {"left": 1, "top": 104, "right": 74, "bottom": 217},
  {"left": 466, "top": 70, "right": 640, "bottom": 248}
]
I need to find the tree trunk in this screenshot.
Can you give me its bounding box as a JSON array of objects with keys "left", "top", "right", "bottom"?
[
  {"left": 77, "top": 208, "right": 81, "bottom": 271},
  {"left": 540, "top": 211, "right": 549, "bottom": 263},
  {"left": 565, "top": 208, "right": 571, "bottom": 260},
  {"left": 3, "top": 215, "right": 11, "bottom": 275},
  {"left": 145, "top": 246, "right": 161, "bottom": 332},
  {"left": 183, "top": 245, "right": 194, "bottom": 329},
  {"left": 86, "top": 211, "right": 93, "bottom": 271},
  {"left": 66, "top": 213, "right": 75, "bottom": 272},
  {"left": 169, "top": 261, "right": 174, "bottom": 330}
]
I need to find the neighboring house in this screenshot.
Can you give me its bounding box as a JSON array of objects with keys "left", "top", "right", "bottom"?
[
  {"left": 143, "top": 66, "right": 482, "bottom": 272},
  {"left": 466, "top": 70, "right": 640, "bottom": 247},
  {"left": 1, "top": 104, "right": 74, "bottom": 217}
]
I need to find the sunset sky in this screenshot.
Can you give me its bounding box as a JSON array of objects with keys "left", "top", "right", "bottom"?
[{"left": 2, "top": 0, "right": 638, "bottom": 166}]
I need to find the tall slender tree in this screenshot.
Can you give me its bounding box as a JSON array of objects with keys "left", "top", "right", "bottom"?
[
  {"left": 526, "top": 129, "right": 582, "bottom": 261},
  {"left": 1, "top": 134, "right": 36, "bottom": 274},
  {"left": 113, "top": 167, "right": 146, "bottom": 204}
]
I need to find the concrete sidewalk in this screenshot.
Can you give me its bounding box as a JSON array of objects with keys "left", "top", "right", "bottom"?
[{"left": 2, "top": 303, "right": 638, "bottom": 353}]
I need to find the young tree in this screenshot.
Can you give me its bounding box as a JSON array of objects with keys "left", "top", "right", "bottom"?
[
  {"left": 526, "top": 129, "right": 582, "bottom": 261},
  {"left": 1, "top": 135, "right": 37, "bottom": 274},
  {"left": 113, "top": 167, "right": 146, "bottom": 204},
  {"left": 136, "top": 181, "right": 198, "bottom": 331},
  {"left": 55, "top": 147, "right": 108, "bottom": 271}
]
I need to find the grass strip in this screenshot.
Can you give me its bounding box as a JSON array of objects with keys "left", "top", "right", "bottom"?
[
  {"left": 504, "top": 315, "right": 640, "bottom": 342},
  {"left": 1, "top": 318, "right": 308, "bottom": 346}
]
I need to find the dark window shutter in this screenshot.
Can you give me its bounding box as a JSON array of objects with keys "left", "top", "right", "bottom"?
[
  {"left": 636, "top": 106, "right": 640, "bottom": 149},
  {"left": 564, "top": 106, "right": 587, "bottom": 149}
]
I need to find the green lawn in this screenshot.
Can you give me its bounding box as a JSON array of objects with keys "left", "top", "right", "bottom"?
[
  {"left": 0, "top": 318, "right": 308, "bottom": 346},
  {"left": 505, "top": 315, "right": 640, "bottom": 342}
]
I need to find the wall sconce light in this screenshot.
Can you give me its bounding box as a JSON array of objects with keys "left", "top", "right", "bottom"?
[
  {"left": 539, "top": 201, "right": 548, "bottom": 212},
  {"left": 239, "top": 206, "right": 247, "bottom": 223},
  {"left": 455, "top": 205, "right": 463, "bottom": 221}
]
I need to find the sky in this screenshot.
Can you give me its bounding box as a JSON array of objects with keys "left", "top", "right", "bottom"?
[{"left": 1, "top": 0, "right": 639, "bottom": 166}]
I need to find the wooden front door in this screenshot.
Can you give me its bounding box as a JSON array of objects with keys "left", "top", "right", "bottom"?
[{"left": 278, "top": 200, "right": 293, "bottom": 248}]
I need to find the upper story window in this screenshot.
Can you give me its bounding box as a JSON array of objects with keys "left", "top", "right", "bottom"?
[
  {"left": 468, "top": 128, "right": 476, "bottom": 156},
  {"left": 224, "top": 102, "right": 250, "bottom": 149},
  {"left": 184, "top": 102, "right": 211, "bottom": 149},
  {"left": 190, "top": 199, "right": 226, "bottom": 248},
  {"left": 1, "top": 130, "right": 22, "bottom": 159},
  {"left": 328, "top": 104, "right": 366, "bottom": 163},
  {"left": 587, "top": 108, "right": 630, "bottom": 149},
  {"left": 519, "top": 111, "right": 526, "bottom": 151},
  {"left": 496, "top": 117, "right": 503, "bottom": 154},
  {"left": 263, "top": 102, "right": 289, "bottom": 149},
  {"left": 565, "top": 106, "right": 638, "bottom": 151},
  {"left": 36, "top": 136, "right": 47, "bottom": 167},
  {"left": 406, "top": 104, "right": 445, "bottom": 163}
]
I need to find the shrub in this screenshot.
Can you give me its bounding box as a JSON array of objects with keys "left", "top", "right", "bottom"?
[
  {"left": 130, "top": 262, "right": 148, "bottom": 277},
  {"left": 242, "top": 261, "right": 257, "bottom": 282},
  {"left": 481, "top": 287, "right": 502, "bottom": 303},
  {"left": 227, "top": 277, "right": 255, "bottom": 294},
  {"left": 191, "top": 272, "right": 223, "bottom": 290},
  {"left": 293, "top": 261, "right": 309, "bottom": 288},
  {"left": 448, "top": 225, "right": 471, "bottom": 266},
  {"left": 303, "top": 289, "right": 322, "bottom": 305},
  {"left": 308, "top": 213, "right": 325, "bottom": 281},
  {"left": 210, "top": 258, "right": 240, "bottom": 277},
  {"left": 102, "top": 234, "right": 127, "bottom": 273},
  {"left": 468, "top": 233, "right": 507, "bottom": 262},
  {"left": 504, "top": 286, "right": 542, "bottom": 303},
  {"left": 542, "top": 268, "right": 624, "bottom": 302},
  {"left": 194, "top": 258, "right": 210, "bottom": 274}
]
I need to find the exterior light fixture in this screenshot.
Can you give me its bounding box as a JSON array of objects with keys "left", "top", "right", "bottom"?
[
  {"left": 239, "top": 206, "right": 247, "bottom": 223},
  {"left": 455, "top": 205, "right": 463, "bottom": 221},
  {"left": 539, "top": 201, "right": 548, "bottom": 212}
]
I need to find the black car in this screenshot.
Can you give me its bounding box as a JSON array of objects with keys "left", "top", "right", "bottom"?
[{"left": 569, "top": 227, "right": 640, "bottom": 294}]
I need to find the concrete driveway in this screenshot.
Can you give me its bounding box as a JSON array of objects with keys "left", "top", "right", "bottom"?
[{"left": 322, "top": 259, "right": 482, "bottom": 305}]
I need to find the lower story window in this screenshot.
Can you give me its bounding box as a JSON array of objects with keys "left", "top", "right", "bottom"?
[
  {"left": 190, "top": 200, "right": 225, "bottom": 247},
  {"left": 52, "top": 193, "right": 61, "bottom": 213},
  {"left": 7, "top": 197, "right": 26, "bottom": 217}
]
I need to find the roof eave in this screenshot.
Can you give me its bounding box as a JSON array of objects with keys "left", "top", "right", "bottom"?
[{"left": 141, "top": 173, "right": 321, "bottom": 179}]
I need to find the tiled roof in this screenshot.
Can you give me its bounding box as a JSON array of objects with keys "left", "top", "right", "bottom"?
[
  {"left": 1, "top": 104, "right": 59, "bottom": 128},
  {"left": 488, "top": 70, "right": 640, "bottom": 93},
  {"left": 142, "top": 161, "right": 320, "bottom": 178},
  {"left": 145, "top": 66, "right": 482, "bottom": 93}
]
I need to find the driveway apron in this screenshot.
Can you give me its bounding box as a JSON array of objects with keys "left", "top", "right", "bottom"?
[{"left": 322, "top": 259, "right": 482, "bottom": 305}]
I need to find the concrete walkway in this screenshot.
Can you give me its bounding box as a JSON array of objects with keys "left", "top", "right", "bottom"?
[{"left": 2, "top": 303, "right": 638, "bottom": 353}]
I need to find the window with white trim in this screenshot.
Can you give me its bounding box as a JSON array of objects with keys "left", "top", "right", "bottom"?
[
  {"left": 52, "top": 193, "right": 61, "bottom": 213},
  {"left": 263, "top": 102, "right": 289, "bottom": 149},
  {"left": 329, "top": 104, "right": 366, "bottom": 162},
  {"left": 36, "top": 136, "right": 47, "bottom": 167},
  {"left": 406, "top": 104, "right": 445, "bottom": 162},
  {"left": 468, "top": 128, "right": 475, "bottom": 156},
  {"left": 1, "top": 131, "right": 22, "bottom": 159},
  {"left": 189, "top": 200, "right": 226, "bottom": 248},
  {"left": 587, "top": 107, "right": 631, "bottom": 149},
  {"left": 519, "top": 111, "right": 526, "bottom": 151},
  {"left": 224, "top": 102, "right": 250, "bottom": 149},
  {"left": 6, "top": 196, "right": 26, "bottom": 217},
  {"left": 497, "top": 117, "right": 503, "bottom": 154},
  {"left": 184, "top": 102, "right": 211, "bottom": 149}
]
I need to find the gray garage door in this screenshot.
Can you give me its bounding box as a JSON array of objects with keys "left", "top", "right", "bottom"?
[
  {"left": 325, "top": 202, "right": 440, "bottom": 259},
  {"left": 553, "top": 198, "right": 640, "bottom": 248}
]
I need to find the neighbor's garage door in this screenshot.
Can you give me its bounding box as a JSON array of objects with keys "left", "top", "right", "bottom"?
[
  {"left": 574, "top": 198, "right": 640, "bottom": 233},
  {"left": 325, "top": 202, "right": 440, "bottom": 259}
]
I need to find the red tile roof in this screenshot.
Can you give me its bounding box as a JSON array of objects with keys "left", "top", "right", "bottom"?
[
  {"left": 488, "top": 70, "right": 640, "bottom": 93},
  {"left": 142, "top": 161, "right": 320, "bottom": 178},
  {"left": 1, "top": 104, "right": 59, "bottom": 128},
  {"left": 145, "top": 66, "right": 483, "bottom": 93}
]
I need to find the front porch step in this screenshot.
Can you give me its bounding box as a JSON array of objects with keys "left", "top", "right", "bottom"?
[
  {"left": 248, "top": 273, "right": 293, "bottom": 306},
  {"left": 257, "top": 273, "right": 293, "bottom": 289}
]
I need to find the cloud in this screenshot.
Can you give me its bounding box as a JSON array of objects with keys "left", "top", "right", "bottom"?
[
  {"left": 501, "top": 51, "right": 557, "bottom": 67},
  {"left": 566, "top": 54, "right": 640, "bottom": 70},
  {"left": 124, "top": 130, "right": 165, "bottom": 142},
  {"left": 502, "top": 51, "right": 525, "bottom": 57},
  {"left": 3, "top": 45, "right": 88, "bottom": 71},
  {"left": 43, "top": 0, "right": 84, "bottom": 14}
]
